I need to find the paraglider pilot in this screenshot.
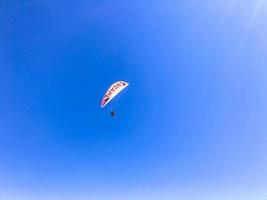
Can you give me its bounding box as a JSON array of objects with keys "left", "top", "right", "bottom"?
[{"left": 111, "top": 111, "right": 116, "bottom": 117}]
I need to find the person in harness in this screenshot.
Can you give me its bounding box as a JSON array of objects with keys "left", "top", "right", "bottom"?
[{"left": 110, "top": 111, "right": 116, "bottom": 117}]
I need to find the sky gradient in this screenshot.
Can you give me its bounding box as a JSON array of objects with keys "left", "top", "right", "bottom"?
[{"left": 1, "top": 0, "right": 267, "bottom": 199}]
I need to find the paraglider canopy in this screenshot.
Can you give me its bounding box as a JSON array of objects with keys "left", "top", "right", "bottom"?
[{"left": 100, "top": 81, "right": 129, "bottom": 108}]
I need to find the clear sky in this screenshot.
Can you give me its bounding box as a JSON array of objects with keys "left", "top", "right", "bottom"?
[{"left": 1, "top": 0, "right": 267, "bottom": 199}]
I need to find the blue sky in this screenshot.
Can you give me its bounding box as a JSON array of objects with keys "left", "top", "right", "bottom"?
[{"left": 1, "top": 0, "right": 267, "bottom": 199}]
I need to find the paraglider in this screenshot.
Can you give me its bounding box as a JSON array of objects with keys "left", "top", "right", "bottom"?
[
  {"left": 110, "top": 111, "right": 116, "bottom": 117},
  {"left": 100, "top": 81, "right": 129, "bottom": 117}
]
